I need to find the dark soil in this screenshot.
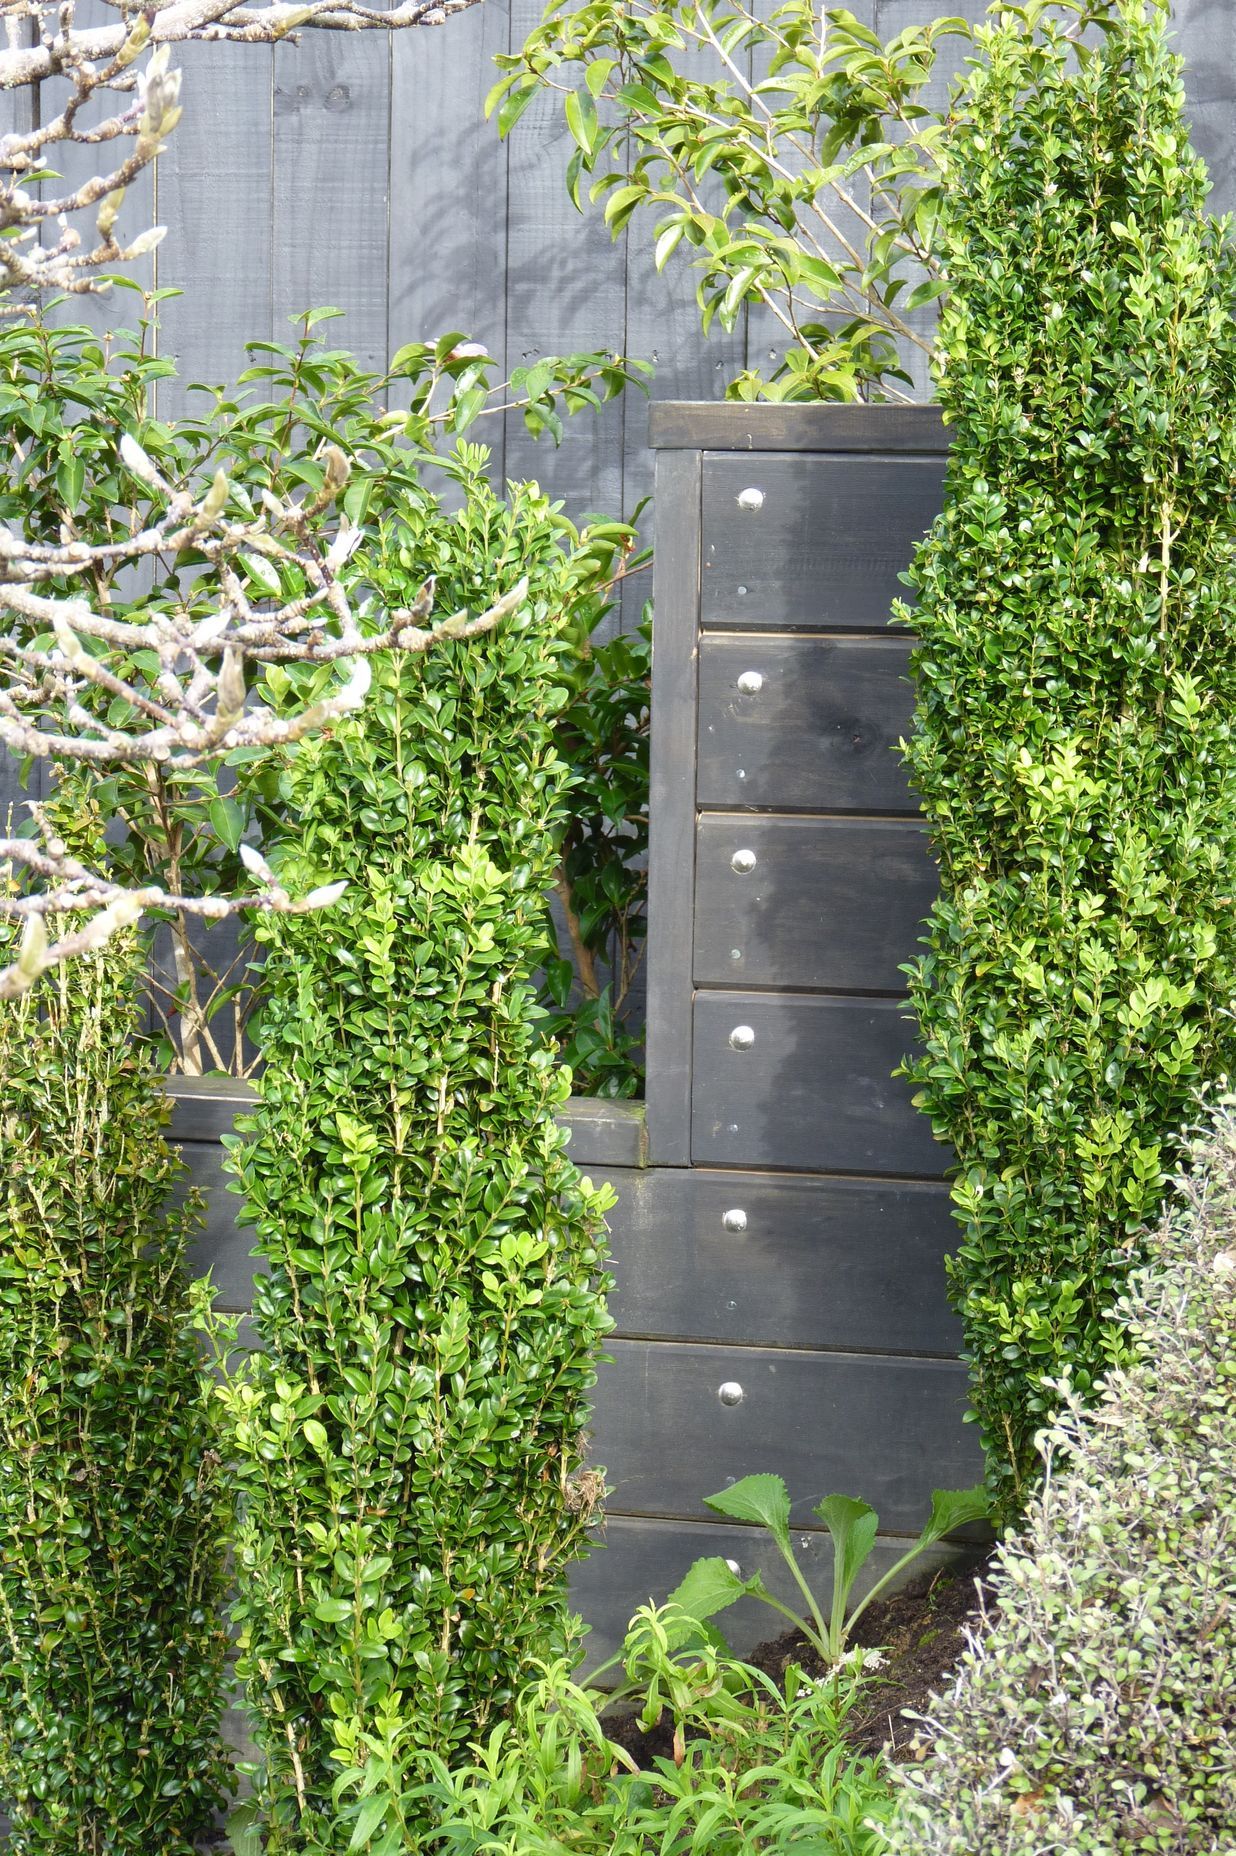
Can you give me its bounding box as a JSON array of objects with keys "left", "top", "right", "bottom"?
[{"left": 603, "top": 1550, "right": 997, "bottom": 1770}]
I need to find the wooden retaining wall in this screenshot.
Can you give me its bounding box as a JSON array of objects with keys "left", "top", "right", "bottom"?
[{"left": 171, "top": 403, "right": 983, "bottom": 1675}]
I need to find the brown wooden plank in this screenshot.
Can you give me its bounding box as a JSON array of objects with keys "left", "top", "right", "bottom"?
[
  {"left": 570, "top": 1514, "right": 967, "bottom": 1671},
  {"left": 649, "top": 402, "right": 947, "bottom": 452},
  {"left": 691, "top": 992, "right": 946, "bottom": 1176},
  {"left": 603, "top": 1167, "right": 960, "bottom": 1356},
  {"left": 693, "top": 815, "right": 936, "bottom": 993},
  {"left": 645, "top": 449, "right": 702, "bottom": 1165},
  {"left": 701, "top": 452, "right": 946, "bottom": 630},
  {"left": 697, "top": 633, "right": 920, "bottom": 814},
  {"left": 589, "top": 1338, "right": 981, "bottom": 1533}
]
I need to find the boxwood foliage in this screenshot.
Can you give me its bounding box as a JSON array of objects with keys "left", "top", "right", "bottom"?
[
  {"left": 890, "top": 1096, "right": 1236, "bottom": 1851},
  {"left": 223, "top": 453, "right": 616, "bottom": 1850},
  {"left": 0, "top": 904, "right": 232, "bottom": 1852},
  {"left": 900, "top": 0, "right": 1236, "bottom": 1519}
]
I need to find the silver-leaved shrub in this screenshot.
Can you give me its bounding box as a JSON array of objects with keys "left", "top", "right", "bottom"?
[{"left": 890, "top": 1095, "right": 1236, "bottom": 1851}]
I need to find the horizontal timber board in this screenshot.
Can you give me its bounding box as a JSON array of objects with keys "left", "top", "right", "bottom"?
[
  {"left": 694, "top": 815, "right": 937, "bottom": 993},
  {"left": 181, "top": 1147, "right": 962, "bottom": 1357},
  {"left": 589, "top": 1339, "right": 981, "bottom": 1534},
  {"left": 167, "top": 1079, "right": 645, "bottom": 1168},
  {"left": 701, "top": 454, "right": 946, "bottom": 631},
  {"left": 691, "top": 993, "right": 948, "bottom": 1176},
  {"left": 571, "top": 1514, "right": 969, "bottom": 1671},
  {"left": 697, "top": 633, "right": 920, "bottom": 814},
  {"left": 648, "top": 402, "right": 949, "bottom": 453},
  {"left": 602, "top": 1167, "right": 960, "bottom": 1355}
]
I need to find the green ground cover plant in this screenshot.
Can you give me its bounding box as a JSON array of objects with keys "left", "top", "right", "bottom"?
[
  {"left": 402, "top": 1608, "right": 892, "bottom": 1853},
  {"left": 900, "top": 0, "right": 1236, "bottom": 1518},
  {"left": 0, "top": 810, "right": 231, "bottom": 1855},
  {"left": 219, "top": 449, "right": 617, "bottom": 1850},
  {"left": 889, "top": 1095, "right": 1236, "bottom": 1851},
  {"left": 665, "top": 1473, "right": 987, "bottom": 1664}
]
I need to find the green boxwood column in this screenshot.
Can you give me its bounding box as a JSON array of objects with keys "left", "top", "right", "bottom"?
[
  {"left": 226, "top": 471, "right": 615, "bottom": 1850},
  {"left": 903, "top": 0, "right": 1236, "bottom": 1520},
  {"left": 0, "top": 925, "right": 231, "bottom": 1853}
]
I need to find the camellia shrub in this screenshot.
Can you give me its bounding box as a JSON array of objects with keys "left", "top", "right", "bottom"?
[
  {"left": 0, "top": 856, "right": 231, "bottom": 1852},
  {"left": 901, "top": 0, "right": 1236, "bottom": 1518},
  {"left": 222, "top": 451, "right": 616, "bottom": 1850},
  {"left": 890, "top": 1097, "right": 1236, "bottom": 1851}
]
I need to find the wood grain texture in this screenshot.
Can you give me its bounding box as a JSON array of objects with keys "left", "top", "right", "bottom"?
[
  {"left": 1177, "top": 0, "right": 1236, "bottom": 214},
  {"left": 559, "top": 1098, "right": 648, "bottom": 1169},
  {"left": 388, "top": 1, "right": 510, "bottom": 465},
  {"left": 691, "top": 991, "right": 947, "bottom": 1176},
  {"left": 645, "top": 448, "right": 702, "bottom": 1165},
  {"left": 156, "top": 42, "right": 273, "bottom": 412},
  {"left": 649, "top": 402, "right": 947, "bottom": 451},
  {"left": 271, "top": 30, "right": 390, "bottom": 372},
  {"left": 502, "top": 0, "right": 626, "bottom": 521},
  {"left": 693, "top": 815, "right": 936, "bottom": 993},
  {"left": 602, "top": 1167, "right": 961, "bottom": 1355},
  {"left": 697, "top": 633, "right": 919, "bottom": 814},
  {"left": 571, "top": 1514, "right": 967, "bottom": 1670},
  {"left": 590, "top": 1338, "right": 981, "bottom": 1532},
  {"left": 701, "top": 452, "right": 946, "bottom": 630}
]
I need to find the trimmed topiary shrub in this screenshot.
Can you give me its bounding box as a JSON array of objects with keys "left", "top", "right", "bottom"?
[
  {"left": 0, "top": 875, "right": 232, "bottom": 1851},
  {"left": 901, "top": 0, "right": 1236, "bottom": 1519},
  {"left": 222, "top": 454, "right": 616, "bottom": 1851},
  {"left": 889, "top": 1094, "right": 1236, "bottom": 1851}
]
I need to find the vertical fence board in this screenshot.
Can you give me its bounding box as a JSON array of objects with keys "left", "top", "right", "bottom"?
[
  {"left": 271, "top": 31, "right": 391, "bottom": 372},
  {"left": 156, "top": 44, "right": 274, "bottom": 411},
  {"left": 1177, "top": 0, "right": 1236, "bottom": 214},
  {"left": 502, "top": 0, "right": 627, "bottom": 524},
  {"left": 389, "top": 6, "right": 510, "bottom": 470}
]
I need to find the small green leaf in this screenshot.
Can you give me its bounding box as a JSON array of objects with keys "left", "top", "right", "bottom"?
[
  {"left": 703, "top": 1473, "right": 792, "bottom": 1550},
  {"left": 208, "top": 796, "right": 244, "bottom": 853},
  {"left": 915, "top": 1484, "right": 989, "bottom": 1549},
  {"left": 564, "top": 88, "right": 599, "bottom": 157},
  {"left": 666, "top": 1554, "right": 764, "bottom": 1621},
  {"left": 813, "top": 1494, "right": 879, "bottom": 1602}
]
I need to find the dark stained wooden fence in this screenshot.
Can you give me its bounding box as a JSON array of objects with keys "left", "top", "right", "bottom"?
[
  {"left": 6, "top": 0, "right": 1236, "bottom": 1679},
  {"left": 167, "top": 403, "right": 982, "bottom": 1679}
]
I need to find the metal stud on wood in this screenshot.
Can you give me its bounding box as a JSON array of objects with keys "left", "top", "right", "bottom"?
[
  {"left": 728, "top": 1025, "right": 755, "bottom": 1050},
  {"left": 730, "top": 848, "right": 757, "bottom": 875},
  {"left": 736, "top": 486, "right": 765, "bottom": 513},
  {"left": 718, "top": 1381, "right": 744, "bottom": 1406},
  {"left": 736, "top": 669, "right": 763, "bottom": 694},
  {"left": 721, "top": 1208, "right": 748, "bottom": 1233}
]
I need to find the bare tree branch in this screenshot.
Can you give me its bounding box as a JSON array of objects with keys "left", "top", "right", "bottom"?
[{"left": 0, "top": 0, "right": 508, "bottom": 1000}]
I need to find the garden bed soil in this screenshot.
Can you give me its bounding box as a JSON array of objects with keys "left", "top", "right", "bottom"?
[{"left": 603, "top": 1550, "right": 996, "bottom": 1769}]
